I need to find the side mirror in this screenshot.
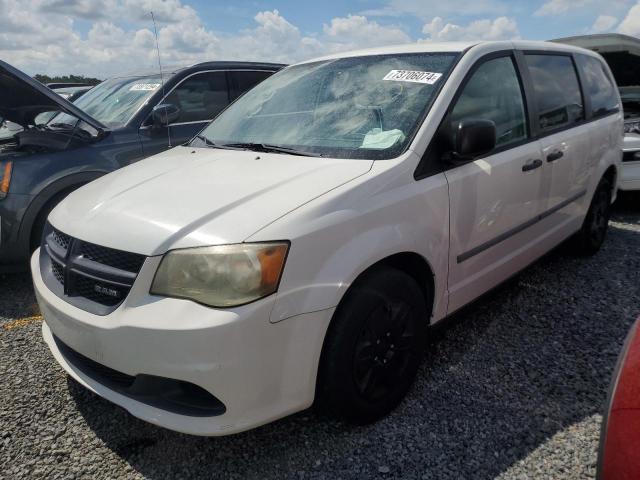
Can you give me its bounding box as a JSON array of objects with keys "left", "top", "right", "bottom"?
[
  {"left": 452, "top": 118, "right": 496, "bottom": 161},
  {"left": 152, "top": 103, "right": 180, "bottom": 127}
]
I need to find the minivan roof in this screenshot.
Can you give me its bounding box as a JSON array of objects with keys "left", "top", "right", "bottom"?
[
  {"left": 297, "top": 40, "right": 600, "bottom": 65},
  {"left": 111, "top": 61, "right": 286, "bottom": 79}
]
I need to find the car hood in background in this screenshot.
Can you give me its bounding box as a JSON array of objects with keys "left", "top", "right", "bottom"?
[
  {"left": 49, "top": 147, "right": 373, "bottom": 255},
  {"left": 0, "top": 60, "right": 105, "bottom": 131}
]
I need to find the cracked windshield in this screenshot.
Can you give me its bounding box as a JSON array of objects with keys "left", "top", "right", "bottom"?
[{"left": 196, "top": 53, "right": 458, "bottom": 159}]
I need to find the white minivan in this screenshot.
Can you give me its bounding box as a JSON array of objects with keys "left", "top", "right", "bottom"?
[{"left": 33, "top": 41, "right": 622, "bottom": 436}]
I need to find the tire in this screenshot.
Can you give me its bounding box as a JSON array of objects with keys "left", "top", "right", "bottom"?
[
  {"left": 29, "top": 189, "right": 74, "bottom": 252},
  {"left": 316, "top": 267, "right": 429, "bottom": 424},
  {"left": 570, "top": 177, "right": 612, "bottom": 256}
]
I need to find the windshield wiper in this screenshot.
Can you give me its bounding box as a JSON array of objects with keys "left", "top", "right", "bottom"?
[
  {"left": 47, "top": 122, "right": 77, "bottom": 130},
  {"left": 192, "top": 135, "right": 246, "bottom": 151},
  {"left": 220, "top": 142, "right": 323, "bottom": 157},
  {"left": 193, "top": 134, "right": 216, "bottom": 147}
]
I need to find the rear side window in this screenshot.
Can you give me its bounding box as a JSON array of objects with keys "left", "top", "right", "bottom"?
[
  {"left": 450, "top": 56, "right": 528, "bottom": 148},
  {"left": 165, "top": 72, "right": 230, "bottom": 124},
  {"left": 576, "top": 55, "right": 619, "bottom": 117},
  {"left": 229, "top": 70, "right": 273, "bottom": 100},
  {"left": 525, "top": 54, "right": 584, "bottom": 132}
]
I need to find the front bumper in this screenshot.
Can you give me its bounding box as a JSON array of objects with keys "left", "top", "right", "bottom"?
[
  {"left": 620, "top": 160, "right": 640, "bottom": 191},
  {"left": 33, "top": 250, "right": 334, "bottom": 436},
  {"left": 0, "top": 193, "right": 33, "bottom": 270}
]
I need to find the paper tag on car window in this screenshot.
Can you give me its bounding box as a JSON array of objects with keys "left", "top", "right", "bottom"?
[
  {"left": 129, "top": 83, "right": 161, "bottom": 91},
  {"left": 383, "top": 70, "right": 442, "bottom": 85}
]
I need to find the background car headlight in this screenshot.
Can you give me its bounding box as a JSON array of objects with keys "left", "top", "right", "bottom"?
[
  {"left": 150, "top": 242, "right": 289, "bottom": 307},
  {"left": 0, "top": 160, "right": 12, "bottom": 199}
]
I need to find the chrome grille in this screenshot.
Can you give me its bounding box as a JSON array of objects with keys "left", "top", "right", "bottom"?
[{"left": 40, "top": 224, "right": 146, "bottom": 315}]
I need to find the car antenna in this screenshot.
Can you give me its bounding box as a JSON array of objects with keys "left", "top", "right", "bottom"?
[{"left": 151, "top": 11, "right": 172, "bottom": 148}]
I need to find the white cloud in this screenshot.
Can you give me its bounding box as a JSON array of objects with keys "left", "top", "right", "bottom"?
[
  {"left": 217, "top": 12, "right": 409, "bottom": 63},
  {"left": 0, "top": 2, "right": 418, "bottom": 77},
  {"left": 38, "top": 0, "right": 197, "bottom": 23},
  {"left": 215, "top": 10, "right": 323, "bottom": 64},
  {"left": 87, "top": 21, "right": 128, "bottom": 48},
  {"left": 322, "top": 15, "right": 411, "bottom": 52},
  {"left": 9, "top": 0, "right": 635, "bottom": 80},
  {"left": 38, "top": 0, "right": 119, "bottom": 20},
  {"left": 591, "top": 15, "right": 618, "bottom": 32},
  {"left": 535, "top": 0, "right": 589, "bottom": 16},
  {"left": 120, "top": 0, "right": 199, "bottom": 24},
  {"left": 535, "top": 0, "right": 632, "bottom": 17},
  {"left": 618, "top": 2, "right": 640, "bottom": 35},
  {"left": 422, "top": 16, "right": 519, "bottom": 41},
  {"left": 159, "top": 24, "right": 219, "bottom": 55},
  {"left": 0, "top": 0, "right": 78, "bottom": 52},
  {"left": 361, "top": 0, "right": 508, "bottom": 20}
]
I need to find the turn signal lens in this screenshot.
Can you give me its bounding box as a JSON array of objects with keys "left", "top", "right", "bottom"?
[
  {"left": 258, "top": 245, "right": 289, "bottom": 287},
  {"left": 0, "top": 161, "right": 12, "bottom": 199}
]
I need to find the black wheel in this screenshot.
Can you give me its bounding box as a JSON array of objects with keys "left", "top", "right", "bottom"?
[
  {"left": 570, "top": 177, "right": 612, "bottom": 256},
  {"left": 316, "top": 267, "right": 428, "bottom": 424}
]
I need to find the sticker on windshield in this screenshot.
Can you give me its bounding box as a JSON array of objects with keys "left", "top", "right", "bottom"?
[
  {"left": 383, "top": 70, "right": 442, "bottom": 85},
  {"left": 129, "top": 83, "right": 161, "bottom": 91}
]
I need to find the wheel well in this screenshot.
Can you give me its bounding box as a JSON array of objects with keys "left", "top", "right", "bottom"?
[
  {"left": 29, "top": 185, "right": 81, "bottom": 248},
  {"left": 314, "top": 252, "right": 436, "bottom": 405},
  {"left": 350, "top": 252, "right": 436, "bottom": 319},
  {"left": 603, "top": 165, "right": 617, "bottom": 195}
]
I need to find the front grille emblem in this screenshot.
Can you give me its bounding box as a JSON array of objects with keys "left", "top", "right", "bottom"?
[
  {"left": 94, "top": 284, "right": 121, "bottom": 298},
  {"left": 40, "top": 224, "right": 145, "bottom": 315}
]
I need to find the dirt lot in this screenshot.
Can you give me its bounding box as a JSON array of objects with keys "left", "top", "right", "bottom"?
[{"left": 1, "top": 197, "right": 639, "bottom": 479}]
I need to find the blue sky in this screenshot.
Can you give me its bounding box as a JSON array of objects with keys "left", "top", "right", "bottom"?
[
  {"left": 185, "top": 0, "right": 634, "bottom": 41},
  {"left": 192, "top": 1, "right": 567, "bottom": 39},
  {"left": 2, "top": 0, "right": 640, "bottom": 76}
]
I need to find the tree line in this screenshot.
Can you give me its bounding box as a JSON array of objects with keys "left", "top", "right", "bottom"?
[{"left": 33, "top": 74, "right": 102, "bottom": 86}]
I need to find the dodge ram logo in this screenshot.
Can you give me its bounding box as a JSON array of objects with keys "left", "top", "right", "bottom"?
[{"left": 94, "top": 284, "right": 120, "bottom": 298}]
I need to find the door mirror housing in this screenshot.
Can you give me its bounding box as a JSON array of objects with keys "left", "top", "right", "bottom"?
[
  {"left": 452, "top": 118, "right": 496, "bottom": 161},
  {"left": 152, "top": 104, "right": 180, "bottom": 127}
]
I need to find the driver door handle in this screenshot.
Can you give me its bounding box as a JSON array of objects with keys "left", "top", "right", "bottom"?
[
  {"left": 547, "top": 150, "right": 564, "bottom": 162},
  {"left": 522, "top": 158, "right": 543, "bottom": 172}
]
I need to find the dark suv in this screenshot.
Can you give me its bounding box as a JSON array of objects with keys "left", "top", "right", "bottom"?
[{"left": 0, "top": 60, "right": 284, "bottom": 271}]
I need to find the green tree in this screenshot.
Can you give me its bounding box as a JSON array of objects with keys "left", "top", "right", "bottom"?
[{"left": 33, "top": 74, "right": 102, "bottom": 86}]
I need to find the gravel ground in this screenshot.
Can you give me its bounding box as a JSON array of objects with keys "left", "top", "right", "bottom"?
[{"left": 1, "top": 200, "right": 639, "bottom": 480}]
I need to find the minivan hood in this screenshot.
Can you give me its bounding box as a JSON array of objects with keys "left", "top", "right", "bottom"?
[
  {"left": 49, "top": 147, "right": 373, "bottom": 255},
  {"left": 0, "top": 60, "right": 105, "bottom": 131}
]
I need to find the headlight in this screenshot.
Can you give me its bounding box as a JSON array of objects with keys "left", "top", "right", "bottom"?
[
  {"left": 150, "top": 242, "right": 289, "bottom": 307},
  {"left": 624, "top": 121, "right": 640, "bottom": 134},
  {"left": 0, "top": 160, "right": 12, "bottom": 199}
]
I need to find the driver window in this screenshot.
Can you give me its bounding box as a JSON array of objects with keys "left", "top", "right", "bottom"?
[
  {"left": 450, "top": 56, "right": 528, "bottom": 149},
  {"left": 164, "top": 72, "right": 229, "bottom": 124}
]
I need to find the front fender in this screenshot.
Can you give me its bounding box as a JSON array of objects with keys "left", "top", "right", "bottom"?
[{"left": 248, "top": 159, "right": 451, "bottom": 324}]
